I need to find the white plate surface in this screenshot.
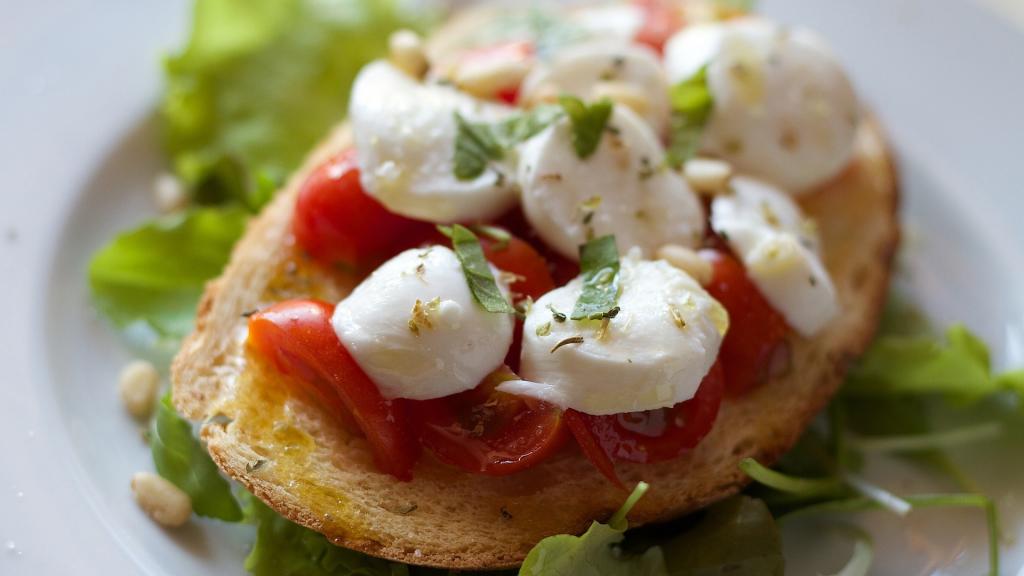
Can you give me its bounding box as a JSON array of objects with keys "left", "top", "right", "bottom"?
[{"left": 2, "top": 0, "right": 1023, "bottom": 574}]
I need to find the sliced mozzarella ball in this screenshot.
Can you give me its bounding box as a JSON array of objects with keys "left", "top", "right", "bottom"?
[
  {"left": 502, "top": 251, "right": 728, "bottom": 415},
  {"left": 710, "top": 176, "right": 838, "bottom": 336},
  {"left": 521, "top": 41, "right": 671, "bottom": 133},
  {"left": 350, "top": 61, "right": 517, "bottom": 222},
  {"left": 518, "top": 106, "right": 705, "bottom": 261},
  {"left": 664, "top": 19, "right": 859, "bottom": 193},
  {"left": 332, "top": 247, "right": 514, "bottom": 400}
]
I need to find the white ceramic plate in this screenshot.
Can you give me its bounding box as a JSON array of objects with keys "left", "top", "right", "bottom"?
[{"left": 2, "top": 0, "right": 1023, "bottom": 574}]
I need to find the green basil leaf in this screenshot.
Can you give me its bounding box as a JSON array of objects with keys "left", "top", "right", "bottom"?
[
  {"left": 453, "top": 106, "right": 563, "bottom": 181},
  {"left": 558, "top": 95, "right": 614, "bottom": 159},
  {"left": 571, "top": 234, "right": 621, "bottom": 320},
  {"left": 151, "top": 394, "right": 242, "bottom": 521},
  {"left": 88, "top": 206, "right": 248, "bottom": 339},
  {"left": 448, "top": 224, "right": 515, "bottom": 314},
  {"left": 453, "top": 112, "right": 505, "bottom": 180},
  {"left": 519, "top": 482, "right": 666, "bottom": 576},
  {"left": 665, "top": 66, "right": 714, "bottom": 169}
]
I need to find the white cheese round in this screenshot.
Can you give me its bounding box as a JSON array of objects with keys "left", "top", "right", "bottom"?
[
  {"left": 520, "top": 41, "right": 671, "bottom": 134},
  {"left": 710, "top": 176, "right": 838, "bottom": 336},
  {"left": 664, "top": 19, "right": 859, "bottom": 193},
  {"left": 350, "top": 60, "right": 518, "bottom": 223},
  {"left": 501, "top": 252, "right": 728, "bottom": 415},
  {"left": 332, "top": 246, "right": 514, "bottom": 400},
  {"left": 518, "top": 105, "right": 705, "bottom": 261}
]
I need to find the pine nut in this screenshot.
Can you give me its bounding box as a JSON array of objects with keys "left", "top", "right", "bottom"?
[
  {"left": 118, "top": 360, "right": 160, "bottom": 419},
  {"left": 658, "top": 244, "right": 713, "bottom": 285},
  {"left": 131, "top": 472, "right": 192, "bottom": 527},
  {"left": 389, "top": 29, "right": 429, "bottom": 79},
  {"left": 454, "top": 58, "right": 530, "bottom": 99},
  {"left": 152, "top": 172, "right": 188, "bottom": 214},
  {"left": 683, "top": 158, "right": 733, "bottom": 195},
  {"left": 592, "top": 81, "right": 650, "bottom": 116}
]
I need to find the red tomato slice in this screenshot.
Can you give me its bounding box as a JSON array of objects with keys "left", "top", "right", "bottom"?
[
  {"left": 633, "top": 0, "right": 684, "bottom": 53},
  {"left": 293, "top": 149, "right": 432, "bottom": 271},
  {"left": 496, "top": 208, "right": 580, "bottom": 286},
  {"left": 247, "top": 300, "right": 420, "bottom": 481},
  {"left": 570, "top": 361, "right": 725, "bottom": 466},
  {"left": 413, "top": 366, "right": 568, "bottom": 475},
  {"left": 703, "top": 250, "right": 791, "bottom": 395},
  {"left": 478, "top": 232, "right": 556, "bottom": 302},
  {"left": 565, "top": 410, "right": 625, "bottom": 489}
]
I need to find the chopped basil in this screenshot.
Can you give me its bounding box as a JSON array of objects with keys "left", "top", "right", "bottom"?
[
  {"left": 666, "top": 65, "right": 714, "bottom": 169},
  {"left": 453, "top": 105, "right": 562, "bottom": 180},
  {"left": 571, "top": 235, "right": 621, "bottom": 320},
  {"left": 558, "top": 95, "right": 614, "bottom": 159},
  {"left": 453, "top": 113, "right": 504, "bottom": 180},
  {"left": 548, "top": 303, "right": 567, "bottom": 323},
  {"left": 471, "top": 224, "right": 511, "bottom": 250},
  {"left": 445, "top": 224, "right": 515, "bottom": 314}
]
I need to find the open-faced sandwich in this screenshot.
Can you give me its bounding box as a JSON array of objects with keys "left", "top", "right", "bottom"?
[{"left": 171, "top": 0, "right": 898, "bottom": 569}]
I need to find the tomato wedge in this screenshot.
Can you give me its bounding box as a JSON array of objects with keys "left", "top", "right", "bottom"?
[
  {"left": 293, "top": 149, "right": 432, "bottom": 271},
  {"left": 478, "top": 232, "right": 556, "bottom": 302},
  {"left": 565, "top": 410, "right": 625, "bottom": 489},
  {"left": 569, "top": 361, "right": 725, "bottom": 469},
  {"left": 414, "top": 366, "right": 567, "bottom": 475},
  {"left": 247, "top": 300, "right": 420, "bottom": 480},
  {"left": 703, "top": 250, "right": 791, "bottom": 395},
  {"left": 633, "top": 0, "right": 684, "bottom": 53}
]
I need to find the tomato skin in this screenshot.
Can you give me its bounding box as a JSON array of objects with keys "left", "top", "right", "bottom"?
[
  {"left": 570, "top": 361, "right": 725, "bottom": 466},
  {"left": 633, "top": 0, "right": 684, "bottom": 53},
  {"left": 413, "top": 367, "right": 568, "bottom": 476},
  {"left": 247, "top": 300, "right": 420, "bottom": 481},
  {"left": 293, "top": 150, "right": 432, "bottom": 271},
  {"left": 496, "top": 208, "right": 580, "bottom": 286},
  {"left": 479, "top": 234, "right": 556, "bottom": 302},
  {"left": 703, "top": 250, "right": 791, "bottom": 395},
  {"left": 565, "top": 410, "right": 625, "bottom": 489}
]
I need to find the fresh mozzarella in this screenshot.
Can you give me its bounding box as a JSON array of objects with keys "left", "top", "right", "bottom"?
[
  {"left": 520, "top": 41, "right": 671, "bottom": 133},
  {"left": 501, "top": 251, "right": 728, "bottom": 415},
  {"left": 664, "top": 19, "right": 859, "bottom": 193},
  {"left": 350, "top": 61, "right": 517, "bottom": 223},
  {"left": 332, "top": 247, "right": 514, "bottom": 400},
  {"left": 710, "top": 176, "right": 838, "bottom": 336},
  {"left": 518, "top": 105, "right": 705, "bottom": 261}
]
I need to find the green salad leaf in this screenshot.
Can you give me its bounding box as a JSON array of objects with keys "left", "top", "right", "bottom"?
[
  {"left": 519, "top": 482, "right": 665, "bottom": 576},
  {"left": 657, "top": 496, "right": 784, "bottom": 576},
  {"left": 162, "top": 0, "right": 416, "bottom": 210},
  {"left": 444, "top": 224, "right": 516, "bottom": 314},
  {"left": 88, "top": 206, "right": 248, "bottom": 339},
  {"left": 151, "top": 394, "right": 242, "bottom": 521},
  {"left": 666, "top": 66, "right": 714, "bottom": 169},
  {"left": 558, "top": 96, "right": 614, "bottom": 159},
  {"left": 571, "top": 235, "right": 621, "bottom": 320}
]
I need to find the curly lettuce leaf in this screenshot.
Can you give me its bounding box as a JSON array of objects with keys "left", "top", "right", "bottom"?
[
  {"left": 162, "top": 0, "right": 418, "bottom": 210},
  {"left": 151, "top": 394, "right": 242, "bottom": 521},
  {"left": 88, "top": 206, "right": 248, "bottom": 339},
  {"left": 518, "top": 482, "right": 666, "bottom": 576}
]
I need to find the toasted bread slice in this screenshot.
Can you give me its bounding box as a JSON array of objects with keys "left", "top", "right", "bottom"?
[{"left": 171, "top": 8, "right": 899, "bottom": 571}]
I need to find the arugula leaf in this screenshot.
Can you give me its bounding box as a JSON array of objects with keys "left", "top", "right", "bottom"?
[
  {"left": 665, "top": 66, "right": 714, "bottom": 169},
  {"left": 89, "top": 206, "right": 248, "bottom": 339},
  {"left": 453, "top": 106, "right": 563, "bottom": 180},
  {"left": 650, "top": 496, "right": 784, "bottom": 576},
  {"left": 845, "top": 324, "right": 1024, "bottom": 399},
  {"left": 446, "top": 225, "right": 515, "bottom": 314},
  {"left": 558, "top": 95, "right": 614, "bottom": 159},
  {"left": 151, "top": 394, "right": 242, "bottom": 521},
  {"left": 162, "top": 0, "right": 416, "bottom": 210},
  {"left": 571, "top": 235, "right": 621, "bottom": 320},
  {"left": 519, "top": 482, "right": 665, "bottom": 575}
]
